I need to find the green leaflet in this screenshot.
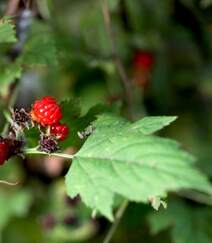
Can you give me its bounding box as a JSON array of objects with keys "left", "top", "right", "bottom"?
[
  {"left": 0, "top": 64, "right": 22, "bottom": 97},
  {"left": 0, "top": 18, "right": 17, "bottom": 43},
  {"left": 65, "top": 114, "right": 212, "bottom": 220}
]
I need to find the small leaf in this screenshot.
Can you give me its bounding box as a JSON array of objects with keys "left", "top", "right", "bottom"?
[
  {"left": 18, "top": 22, "right": 57, "bottom": 66},
  {"left": 65, "top": 114, "right": 212, "bottom": 220},
  {"left": 130, "top": 116, "right": 177, "bottom": 135},
  {"left": 25, "top": 127, "right": 40, "bottom": 148},
  {"left": 0, "top": 18, "right": 17, "bottom": 43},
  {"left": 0, "top": 64, "right": 22, "bottom": 97}
]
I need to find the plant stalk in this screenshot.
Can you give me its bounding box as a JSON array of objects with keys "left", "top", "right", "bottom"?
[
  {"left": 103, "top": 199, "right": 129, "bottom": 243},
  {"left": 24, "top": 148, "right": 74, "bottom": 160}
]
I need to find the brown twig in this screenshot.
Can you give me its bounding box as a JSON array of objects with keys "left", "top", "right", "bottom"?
[
  {"left": 101, "top": 0, "right": 135, "bottom": 119},
  {"left": 5, "top": 0, "right": 20, "bottom": 16}
]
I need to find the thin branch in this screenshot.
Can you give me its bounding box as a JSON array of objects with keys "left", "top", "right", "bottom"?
[
  {"left": 2, "top": 82, "right": 20, "bottom": 136},
  {"left": 24, "top": 148, "right": 74, "bottom": 160},
  {"left": 0, "top": 180, "right": 19, "bottom": 186},
  {"left": 5, "top": 0, "right": 20, "bottom": 16},
  {"left": 103, "top": 199, "right": 129, "bottom": 243},
  {"left": 101, "top": 0, "right": 134, "bottom": 119},
  {"left": 178, "top": 191, "right": 212, "bottom": 207}
]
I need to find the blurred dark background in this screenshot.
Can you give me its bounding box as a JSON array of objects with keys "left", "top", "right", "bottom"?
[{"left": 0, "top": 0, "right": 212, "bottom": 242}]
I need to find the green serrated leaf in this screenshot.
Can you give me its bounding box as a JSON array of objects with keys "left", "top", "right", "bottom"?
[
  {"left": 148, "top": 199, "right": 212, "bottom": 243},
  {"left": 0, "top": 18, "right": 17, "bottom": 43},
  {"left": 18, "top": 22, "right": 57, "bottom": 66},
  {"left": 130, "top": 116, "right": 177, "bottom": 135},
  {"left": 65, "top": 114, "right": 212, "bottom": 220}
]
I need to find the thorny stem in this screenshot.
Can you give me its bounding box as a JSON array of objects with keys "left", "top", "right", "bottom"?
[
  {"left": 101, "top": 0, "right": 135, "bottom": 120},
  {"left": 24, "top": 148, "right": 74, "bottom": 160},
  {"left": 103, "top": 199, "right": 129, "bottom": 243}
]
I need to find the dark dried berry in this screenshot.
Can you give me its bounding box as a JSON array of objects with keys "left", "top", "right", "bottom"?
[
  {"left": 12, "top": 108, "right": 31, "bottom": 127},
  {"left": 5, "top": 137, "right": 24, "bottom": 156},
  {"left": 39, "top": 135, "right": 59, "bottom": 153},
  {"left": 0, "top": 136, "right": 23, "bottom": 162}
]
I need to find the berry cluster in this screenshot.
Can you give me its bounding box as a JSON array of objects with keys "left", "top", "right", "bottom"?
[
  {"left": 30, "top": 96, "right": 69, "bottom": 151},
  {"left": 0, "top": 96, "right": 69, "bottom": 166}
]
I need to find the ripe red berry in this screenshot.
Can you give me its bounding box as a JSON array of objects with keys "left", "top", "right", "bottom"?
[
  {"left": 0, "top": 141, "right": 9, "bottom": 165},
  {"left": 50, "top": 123, "right": 69, "bottom": 141},
  {"left": 31, "top": 96, "right": 62, "bottom": 126},
  {"left": 133, "top": 51, "right": 154, "bottom": 70}
]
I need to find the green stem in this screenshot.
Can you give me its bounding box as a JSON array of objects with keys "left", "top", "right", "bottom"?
[
  {"left": 0, "top": 180, "right": 18, "bottom": 186},
  {"left": 2, "top": 82, "right": 20, "bottom": 136},
  {"left": 24, "top": 148, "right": 74, "bottom": 160},
  {"left": 103, "top": 199, "right": 129, "bottom": 243}
]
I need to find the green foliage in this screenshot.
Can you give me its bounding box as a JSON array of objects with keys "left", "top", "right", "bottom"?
[
  {"left": 19, "top": 35, "right": 57, "bottom": 66},
  {"left": 0, "top": 64, "right": 22, "bottom": 97},
  {"left": 148, "top": 199, "right": 212, "bottom": 243},
  {"left": 0, "top": 189, "right": 32, "bottom": 232},
  {"left": 130, "top": 116, "right": 177, "bottom": 135},
  {"left": 60, "top": 99, "right": 113, "bottom": 148},
  {"left": 66, "top": 114, "right": 212, "bottom": 220},
  {"left": 24, "top": 127, "right": 40, "bottom": 148},
  {"left": 18, "top": 22, "right": 57, "bottom": 66},
  {"left": 0, "top": 18, "right": 17, "bottom": 43}
]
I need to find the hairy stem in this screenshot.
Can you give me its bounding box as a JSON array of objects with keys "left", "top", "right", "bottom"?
[
  {"left": 24, "top": 148, "right": 74, "bottom": 160},
  {"left": 103, "top": 199, "right": 129, "bottom": 243}
]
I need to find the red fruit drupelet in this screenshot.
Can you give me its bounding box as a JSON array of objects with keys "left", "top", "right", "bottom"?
[
  {"left": 0, "top": 141, "right": 9, "bottom": 166},
  {"left": 31, "top": 96, "right": 62, "bottom": 126},
  {"left": 50, "top": 123, "right": 69, "bottom": 141},
  {"left": 133, "top": 51, "right": 154, "bottom": 71}
]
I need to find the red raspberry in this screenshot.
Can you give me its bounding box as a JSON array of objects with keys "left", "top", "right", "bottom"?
[
  {"left": 50, "top": 123, "right": 69, "bottom": 141},
  {"left": 31, "top": 96, "right": 62, "bottom": 126},
  {"left": 133, "top": 51, "right": 154, "bottom": 70},
  {"left": 0, "top": 141, "right": 9, "bottom": 166}
]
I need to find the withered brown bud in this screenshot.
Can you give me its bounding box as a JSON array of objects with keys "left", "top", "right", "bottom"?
[
  {"left": 11, "top": 108, "right": 31, "bottom": 128},
  {"left": 39, "top": 135, "right": 59, "bottom": 153}
]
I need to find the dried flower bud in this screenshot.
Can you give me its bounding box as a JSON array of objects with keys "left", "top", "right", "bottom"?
[{"left": 39, "top": 135, "right": 59, "bottom": 153}]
